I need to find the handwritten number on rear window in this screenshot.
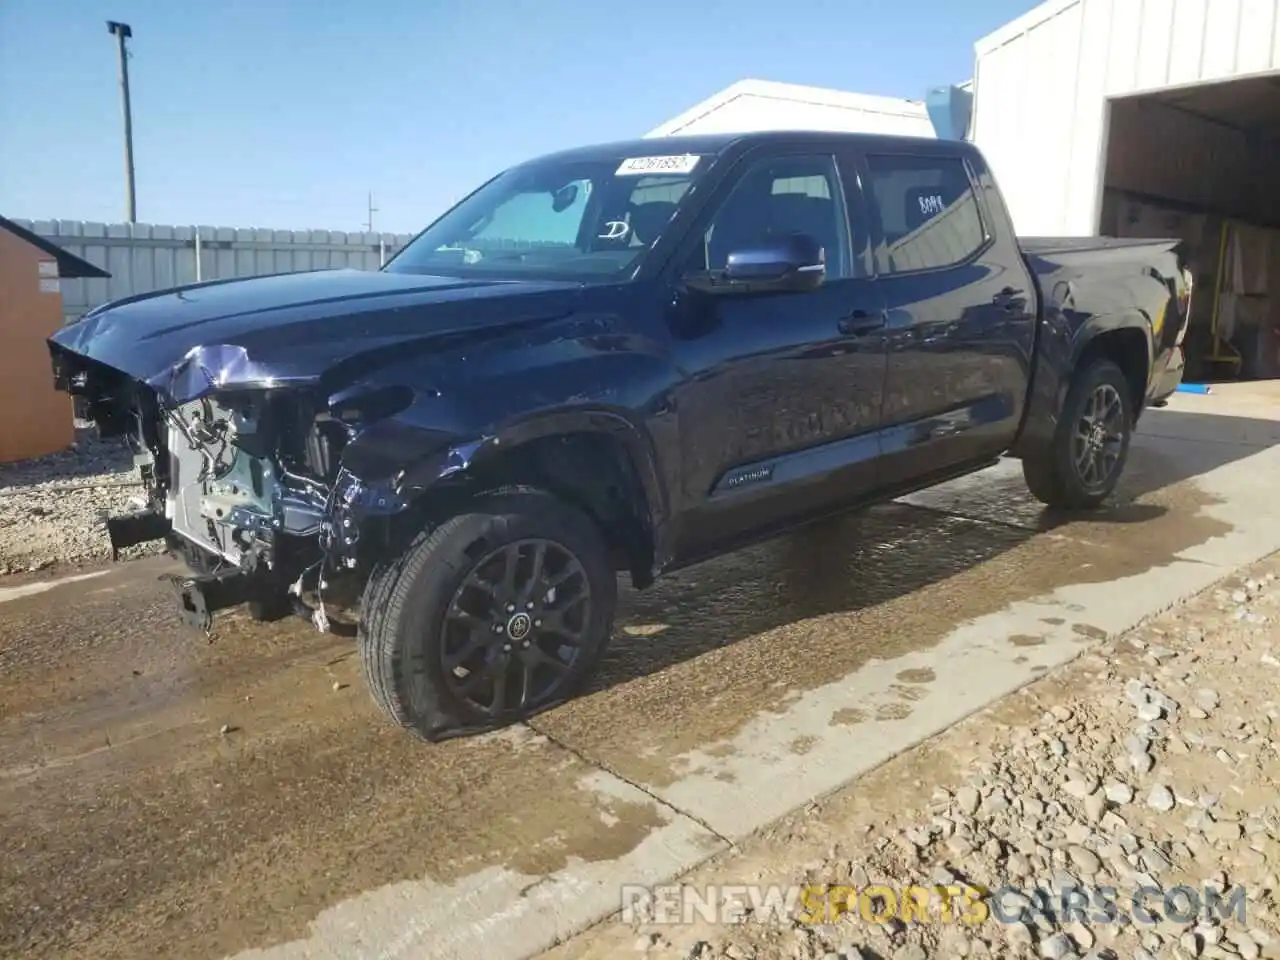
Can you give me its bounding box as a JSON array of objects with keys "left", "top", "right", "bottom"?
[{"left": 919, "top": 194, "right": 946, "bottom": 218}]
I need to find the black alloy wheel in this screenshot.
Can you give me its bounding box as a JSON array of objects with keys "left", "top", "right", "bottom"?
[
  {"left": 1071, "top": 381, "right": 1126, "bottom": 492},
  {"left": 441, "top": 538, "right": 592, "bottom": 715}
]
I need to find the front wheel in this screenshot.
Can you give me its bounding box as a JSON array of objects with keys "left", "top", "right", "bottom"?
[
  {"left": 358, "top": 489, "right": 617, "bottom": 741},
  {"left": 1022, "top": 358, "right": 1134, "bottom": 510}
]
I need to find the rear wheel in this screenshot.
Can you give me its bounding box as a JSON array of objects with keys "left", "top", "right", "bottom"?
[
  {"left": 1022, "top": 358, "right": 1133, "bottom": 510},
  {"left": 359, "top": 489, "right": 617, "bottom": 741}
]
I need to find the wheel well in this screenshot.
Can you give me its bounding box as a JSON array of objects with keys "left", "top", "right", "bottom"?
[
  {"left": 1078, "top": 327, "right": 1148, "bottom": 416},
  {"left": 436, "top": 432, "right": 656, "bottom": 587}
]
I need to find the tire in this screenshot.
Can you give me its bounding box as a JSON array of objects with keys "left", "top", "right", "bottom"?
[
  {"left": 359, "top": 488, "right": 617, "bottom": 741},
  {"left": 1022, "top": 358, "right": 1133, "bottom": 510}
]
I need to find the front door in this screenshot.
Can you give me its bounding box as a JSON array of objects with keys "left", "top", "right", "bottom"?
[{"left": 666, "top": 150, "right": 889, "bottom": 561}]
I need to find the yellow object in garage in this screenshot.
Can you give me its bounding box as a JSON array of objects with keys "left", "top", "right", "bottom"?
[{"left": 1206, "top": 220, "right": 1243, "bottom": 378}]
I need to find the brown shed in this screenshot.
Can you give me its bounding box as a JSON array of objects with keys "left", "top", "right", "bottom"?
[{"left": 0, "top": 216, "right": 111, "bottom": 464}]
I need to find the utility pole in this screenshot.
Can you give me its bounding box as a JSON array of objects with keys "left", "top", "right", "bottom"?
[
  {"left": 364, "top": 191, "right": 378, "bottom": 232},
  {"left": 107, "top": 21, "right": 137, "bottom": 223}
]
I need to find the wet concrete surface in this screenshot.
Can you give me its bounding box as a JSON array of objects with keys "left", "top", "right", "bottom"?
[{"left": 3, "top": 394, "right": 1280, "bottom": 959}]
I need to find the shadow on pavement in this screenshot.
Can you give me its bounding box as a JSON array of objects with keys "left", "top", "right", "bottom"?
[{"left": 583, "top": 406, "right": 1277, "bottom": 698}]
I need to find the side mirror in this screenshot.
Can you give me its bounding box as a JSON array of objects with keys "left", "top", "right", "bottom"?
[{"left": 686, "top": 233, "right": 826, "bottom": 296}]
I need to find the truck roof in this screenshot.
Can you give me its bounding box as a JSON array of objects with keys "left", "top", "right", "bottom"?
[{"left": 524, "top": 130, "right": 977, "bottom": 167}]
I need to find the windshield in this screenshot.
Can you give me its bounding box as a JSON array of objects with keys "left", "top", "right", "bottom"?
[{"left": 384, "top": 152, "right": 711, "bottom": 281}]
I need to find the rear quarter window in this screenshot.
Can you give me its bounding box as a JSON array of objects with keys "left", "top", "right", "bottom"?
[{"left": 863, "top": 153, "right": 988, "bottom": 274}]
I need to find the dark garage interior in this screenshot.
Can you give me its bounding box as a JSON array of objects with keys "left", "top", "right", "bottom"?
[{"left": 1100, "top": 74, "right": 1280, "bottom": 382}]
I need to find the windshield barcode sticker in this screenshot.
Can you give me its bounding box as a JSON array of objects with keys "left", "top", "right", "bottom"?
[{"left": 615, "top": 155, "right": 701, "bottom": 176}]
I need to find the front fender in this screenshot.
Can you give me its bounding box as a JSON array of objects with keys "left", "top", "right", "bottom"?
[{"left": 327, "top": 321, "right": 680, "bottom": 565}]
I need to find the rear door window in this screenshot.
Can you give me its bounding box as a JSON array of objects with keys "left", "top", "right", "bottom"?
[{"left": 862, "top": 154, "right": 988, "bottom": 274}]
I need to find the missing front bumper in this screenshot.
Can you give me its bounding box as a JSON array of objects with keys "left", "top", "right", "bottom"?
[
  {"left": 165, "top": 569, "right": 255, "bottom": 633},
  {"left": 106, "top": 509, "right": 171, "bottom": 561}
]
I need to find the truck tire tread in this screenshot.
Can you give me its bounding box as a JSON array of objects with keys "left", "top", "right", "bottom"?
[
  {"left": 1022, "top": 358, "right": 1133, "bottom": 510},
  {"left": 358, "top": 487, "right": 616, "bottom": 741}
]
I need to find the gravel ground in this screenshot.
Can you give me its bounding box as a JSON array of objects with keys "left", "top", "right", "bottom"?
[
  {"left": 0, "top": 423, "right": 158, "bottom": 574},
  {"left": 549, "top": 556, "right": 1280, "bottom": 960}
]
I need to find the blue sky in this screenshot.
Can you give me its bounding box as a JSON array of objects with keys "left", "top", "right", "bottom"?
[{"left": 0, "top": 0, "right": 1032, "bottom": 234}]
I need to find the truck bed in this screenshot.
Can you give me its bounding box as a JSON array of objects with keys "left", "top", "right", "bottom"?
[{"left": 1019, "top": 235, "right": 1183, "bottom": 269}]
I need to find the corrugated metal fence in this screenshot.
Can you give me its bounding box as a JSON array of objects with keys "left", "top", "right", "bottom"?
[{"left": 13, "top": 219, "right": 415, "bottom": 323}]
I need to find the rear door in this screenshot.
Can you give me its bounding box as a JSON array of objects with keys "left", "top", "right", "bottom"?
[{"left": 853, "top": 148, "right": 1037, "bottom": 486}]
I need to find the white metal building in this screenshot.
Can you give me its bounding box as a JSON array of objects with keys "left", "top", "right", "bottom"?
[
  {"left": 973, "top": 0, "right": 1280, "bottom": 236},
  {"left": 647, "top": 79, "right": 936, "bottom": 139},
  {"left": 972, "top": 0, "right": 1280, "bottom": 378}
]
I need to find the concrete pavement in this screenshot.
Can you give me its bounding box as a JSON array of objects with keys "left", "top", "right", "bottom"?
[{"left": 2, "top": 386, "right": 1279, "bottom": 960}]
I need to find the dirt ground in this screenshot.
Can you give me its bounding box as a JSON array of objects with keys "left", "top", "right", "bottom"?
[{"left": 544, "top": 552, "right": 1280, "bottom": 960}]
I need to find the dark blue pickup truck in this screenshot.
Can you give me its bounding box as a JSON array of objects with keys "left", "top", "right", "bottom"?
[{"left": 48, "top": 131, "right": 1189, "bottom": 741}]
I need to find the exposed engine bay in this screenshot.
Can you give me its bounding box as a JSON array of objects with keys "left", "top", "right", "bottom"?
[
  {"left": 58, "top": 354, "right": 403, "bottom": 635},
  {"left": 160, "top": 394, "right": 332, "bottom": 566}
]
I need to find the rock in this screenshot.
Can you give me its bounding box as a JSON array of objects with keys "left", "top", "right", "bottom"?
[
  {"left": 1228, "top": 931, "right": 1260, "bottom": 960},
  {"left": 1066, "top": 922, "right": 1096, "bottom": 950},
  {"left": 1065, "top": 776, "right": 1099, "bottom": 799},
  {"left": 1100, "top": 811, "right": 1128, "bottom": 833},
  {"left": 1147, "top": 785, "right": 1175, "bottom": 812},
  {"left": 1195, "top": 689, "right": 1220, "bottom": 711},
  {"left": 1007, "top": 922, "right": 1035, "bottom": 947},
  {"left": 1232, "top": 589, "right": 1249, "bottom": 604},
  {"left": 1084, "top": 792, "right": 1107, "bottom": 823},
  {"left": 904, "top": 827, "right": 932, "bottom": 848},
  {"left": 1210, "top": 821, "right": 1242, "bottom": 844},
  {"left": 1051, "top": 868, "right": 1081, "bottom": 893},
  {"left": 1125, "top": 680, "right": 1151, "bottom": 705},
  {"left": 955, "top": 786, "right": 980, "bottom": 815},
  {"left": 1124, "top": 733, "right": 1151, "bottom": 755},
  {"left": 1131, "top": 752, "right": 1155, "bottom": 775},
  {"left": 1065, "top": 823, "right": 1095, "bottom": 845},
  {"left": 1104, "top": 782, "right": 1134, "bottom": 804},
  {"left": 1136, "top": 702, "right": 1164, "bottom": 722},
  {"left": 1041, "top": 932, "right": 1076, "bottom": 959},
  {"left": 219, "top": 724, "right": 232, "bottom": 736},
  {"left": 1069, "top": 845, "right": 1103, "bottom": 875},
  {"left": 1007, "top": 852, "right": 1031, "bottom": 878}
]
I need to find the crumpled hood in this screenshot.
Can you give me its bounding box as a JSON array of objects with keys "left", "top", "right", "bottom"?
[{"left": 49, "top": 268, "right": 583, "bottom": 402}]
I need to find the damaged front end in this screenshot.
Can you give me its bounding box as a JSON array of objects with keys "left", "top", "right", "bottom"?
[{"left": 51, "top": 341, "right": 454, "bottom": 634}]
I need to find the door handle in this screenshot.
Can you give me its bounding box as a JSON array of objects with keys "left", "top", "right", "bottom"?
[{"left": 838, "top": 310, "right": 887, "bottom": 336}]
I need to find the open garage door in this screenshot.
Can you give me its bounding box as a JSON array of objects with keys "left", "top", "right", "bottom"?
[{"left": 1101, "top": 75, "right": 1280, "bottom": 383}]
